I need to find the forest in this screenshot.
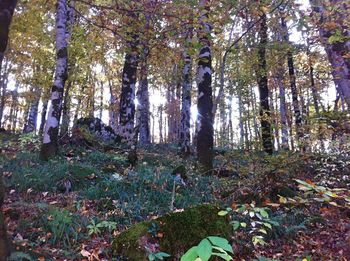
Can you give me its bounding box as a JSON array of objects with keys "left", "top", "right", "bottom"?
[{"left": 0, "top": 0, "right": 350, "bottom": 260}]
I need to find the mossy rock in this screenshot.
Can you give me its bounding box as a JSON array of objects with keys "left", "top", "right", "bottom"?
[
  {"left": 172, "top": 165, "right": 187, "bottom": 180},
  {"left": 112, "top": 204, "right": 231, "bottom": 260}
]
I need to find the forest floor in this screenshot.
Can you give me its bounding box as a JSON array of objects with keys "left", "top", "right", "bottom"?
[{"left": 1, "top": 132, "right": 350, "bottom": 261}]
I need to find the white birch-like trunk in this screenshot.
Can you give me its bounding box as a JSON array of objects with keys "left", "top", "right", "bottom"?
[{"left": 40, "top": 0, "right": 68, "bottom": 159}]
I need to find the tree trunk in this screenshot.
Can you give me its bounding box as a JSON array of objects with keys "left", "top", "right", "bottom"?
[
  {"left": 180, "top": 29, "right": 193, "bottom": 156},
  {"left": 39, "top": 95, "right": 49, "bottom": 136},
  {"left": 40, "top": 0, "right": 69, "bottom": 160},
  {"left": 281, "top": 15, "right": 303, "bottom": 147},
  {"left": 118, "top": 25, "right": 139, "bottom": 145},
  {"left": 59, "top": 79, "right": 72, "bottom": 138},
  {"left": 0, "top": 58, "right": 10, "bottom": 128},
  {"left": 197, "top": 0, "right": 213, "bottom": 173},
  {"left": 137, "top": 46, "right": 151, "bottom": 145},
  {"left": 23, "top": 87, "right": 41, "bottom": 133},
  {"left": 257, "top": 12, "right": 273, "bottom": 154},
  {"left": 0, "top": 0, "right": 17, "bottom": 73},
  {"left": 310, "top": 0, "right": 350, "bottom": 106}
]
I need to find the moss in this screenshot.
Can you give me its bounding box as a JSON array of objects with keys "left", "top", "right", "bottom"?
[
  {"left": 113, "top": 221, "right": 151, "bottom": 260},
  {"left": 112, "top": 204, "right": 231, "bottom": 260}
]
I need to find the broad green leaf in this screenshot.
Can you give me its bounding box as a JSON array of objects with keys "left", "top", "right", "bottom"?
[
  {"left": 197, "top": 239, "right": 212, "bottom": 261},
  {"left": 181, "top": 246, "right": 198, "bottom": 261},
  {"left": 208, "top": 236, "right": 233, "bottom": 253}
]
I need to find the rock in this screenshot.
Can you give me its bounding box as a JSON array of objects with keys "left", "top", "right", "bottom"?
[
  {"left": 112, "top": 204, "right": 231, "bottom": 260},
  {"left": 71, "top": 118, "right": 117, "bottom": 145},
  {"left": 172, "top": 165, "right": 187, "bottom": 180}
]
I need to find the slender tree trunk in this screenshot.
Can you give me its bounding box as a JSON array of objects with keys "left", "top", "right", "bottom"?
[
  {"left": 158, "top": 105, "right": 163, "bottom": 143},
  {"left": 257, "top": 12, "right": 273, "bottom": 154},
  {"left": 0, "top": 58, "right": 10, "bottom": 128},
  {"left": 39, "top": 95, "right": 49, "bottom": 136},
  {"left": 23, "top": 87, "right": 41, "bottom": 133},
  {"left": 137, "top": 46, "right": 151, "bottom": 145},
  {"left": 99, "top": 80, "right": 103, "bottom": 119},
  {"left": 60, "top": 80, "right": 72, "bottom": 137},
  {"left": 197, "top": 0, "right": 213, "bottom": 173},
  {"left": 40, "top": 0, "right": 69, "bottom": 160},
  {"left": 180, "top": 28, "right": 193, "bottom": 156},
  {"left": 108, "top": 79, "right": 118, "bottom": 132},
  {"left": 8, "top": 82, "right": 18, "bottom": 132},
  {"left": 281, "top": 15, "right": 303, "bottom": 148}
]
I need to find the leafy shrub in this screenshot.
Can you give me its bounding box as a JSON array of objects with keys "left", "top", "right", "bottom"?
[{"left": 42, "top": 207, "right": 80, "bottom": 247}]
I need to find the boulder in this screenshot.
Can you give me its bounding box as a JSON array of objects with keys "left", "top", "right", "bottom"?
[
  {"left": 71, "top": 118, "right": 117, "bottom": 145},
  {"left": 112, "top": 204, "right": 231, "bottom": 260}
]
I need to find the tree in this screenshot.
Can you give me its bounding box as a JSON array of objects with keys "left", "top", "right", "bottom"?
[
  {"left": 180, "top": 27, "right": 193, "bottom": 156},
  {"left": 280, "top": 11, "right": 303, "bottom": 148},
  {"left": 196, "top": 0, "right": 213, "bottom": 173},
  {"left": 310, "top": 0, "right": 350, "bottom": 107},
  {"left": 0, "top": 0, "right": 17, "bottom": 73},
  {"left": 118, "top": 11, "right": 139, "bottom": 145},
  {"left": 256, "top": 9, "right": 273, "bottom": 154},
  {"left": 40, "top": 0, "right": 69, "bottom": 160}
]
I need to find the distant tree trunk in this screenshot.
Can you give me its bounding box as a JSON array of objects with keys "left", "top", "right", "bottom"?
[
  {"left": 137, "top": 46, "right": 150, "bottom": 145},
  {"left": 23, "top": 87, "right": 41, "bottom": 133},
  {"left": 197, "top": 0, "right": 213, "bottom": 173},
  {"left": 180, "top": 29, "right": 193, "bottom": 156},
  {"left": 0, "top": 58, "right": 10, "bottom": 128},
  {"left": 310, "top": 0, "right": 350, "bottom": 106},
  {"left": 118, "top": 22, "right": 139, "bottom": 145},
  {"left": 238, "top": 92, "right": 245, "bottom": 149},
  {"left": 60, "top": 79, "right": 72, "bottom": 137},
  {"left": 99, "top": 80, "right": 103, "bottom": 119},
  {"left": 8, "top": 82, "right": 18, "bottom": 132},
  {"left": 257, "top": 11, "right": 273, "bottom": 154},
  {"left": 251, "top": 85, "right": 260, "bottom": 148},
  {"left": 281, "top": 15, "right": 303, "bottom": 147},
  {"left": 108, "top": 79, "right": 118, "bottom": 132},
  {"left": 158, "top": 105, "right": 163, "bottom": 143},
  {"left": 0, "top": 0, "right": 17, "bottom": 74},
  {"left": 39, "top": 95, "right": 49, "bottom": 136},
  {"left": 40, "top": 0, "right": 69, "bottom": 160}
]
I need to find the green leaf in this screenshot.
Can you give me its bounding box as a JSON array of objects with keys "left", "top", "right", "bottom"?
[
  {"left": 231, "top": 221, "right": 240, "bottom": 230},
  {"left": 263, "top": 222, "right": 272, "bottom": 229},
  {"left": 208, "top": 236, "right": 233, "bottom": 254},
  {"left": 218, "top": 210, "right": 228, "bottom": 216},
  {"left": 197, "top": 239, "right": 212, "bottom": 261},
  {"left": 212, "top": 252, "right": 233, "bottom": 260},
  {"left": 240, "top": 222, "right": 247, "bottom": 228},
  {"left": 181, "top": 246, "right": 198, "bottom": 261},
  {"left": 259, "top": 209, "right": 269, "bottom": 218},
  {"left": 148, "top": 254, "right": 156, "bottom": 261},
  {"left": 155, "top": 252, "right": 171, "bottom": 259}
]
